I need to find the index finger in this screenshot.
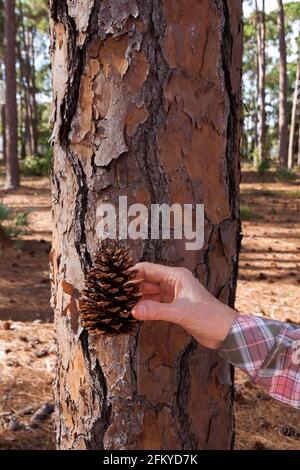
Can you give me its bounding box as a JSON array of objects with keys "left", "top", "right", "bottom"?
[{"left": 134, "top": 262, "right": 174, "bottom": 284}]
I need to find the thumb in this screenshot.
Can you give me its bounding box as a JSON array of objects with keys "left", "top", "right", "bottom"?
[{"left": 132, "top": 300, "right": 180, "bottom": 324}]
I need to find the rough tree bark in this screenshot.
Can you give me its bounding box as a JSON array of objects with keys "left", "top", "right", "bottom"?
[
  {"left": 288, "top": 51, "right": 300, "bottom": 169},
  {"left": 256, "top": 0, "right": 266, "bottom": 162},
  {"left": 4, "top": 0, "right": 19, "bottom": 189},
  {"left": 50, "top": 0, "right": 243, "bottom": 450},
  {"left": 277, "top": 0, "right": 288, "bottom": 167}
]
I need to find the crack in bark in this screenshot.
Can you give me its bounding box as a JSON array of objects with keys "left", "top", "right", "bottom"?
[
  {"left": 67, "top": 151, "right": 92, "bottom": 272},
  {"left": 131, "top": 0, "right": 171, "bottom": 263},
  {"left": 80, "top": 331, "right": 112, "bottom": 450},
  {"left": 129, "top": 326, "right": 140, "bottom": 397},
  {"left": 51, "top": 2, "right": 92, "bottom": 272},
  {"left": 220, "top": 1, "right": 243, "bottom": 448},
  {"left": 221, "top": 1, "right": 238, "bottom": 219},
  {"left": 195, "top": 221, "right": 214, "bottom": 288},
  {"left": 175, "top": 339, "right": 198, "bottom": 450},
  {"left": 205, "top": 415, "right": 214, "bottom": 446},
  {"left": 51, "top": 172, "right": 61, "bottom": 205},
  {"left": 221, "top": 0, "right": 243, "bottom": 308}
]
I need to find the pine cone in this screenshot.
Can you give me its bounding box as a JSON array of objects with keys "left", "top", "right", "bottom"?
[{"left": 79, "top": 244, "right": 142, "bottom": 335}]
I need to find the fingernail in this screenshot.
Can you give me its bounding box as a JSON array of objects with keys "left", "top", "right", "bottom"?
[{"left": 133, "top": 304, "right": 146, "bottom": 319}]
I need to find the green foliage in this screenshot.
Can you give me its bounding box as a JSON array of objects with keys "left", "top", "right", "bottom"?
[
  {"left": 21, "top": 155, "right": 51, "bottom": 177},
  {"left": 14, "top": 211, "right": 29, "bottom": 227},
  {"left": 255, "top": 189, "right": 282, "bottom": 198},
  {"left": 252, "top": 147, "right": 260, "bottom": 166},
  {"left": 286, "top": 190, "right": 300, "bottom": 198},
  {"left": 257, "top": 159, "right": 271, "bottom": 175},
  {"left": 0, "top": 203, "right": 29, "bottom": 240},
  {"left": 284, "top": 2, "right": 300, "bottom": 35},
  {"left": 240, "top": 205, "right": 260, "bottom": 222},
  {"left": 276, "top": 168, "right": 297, "bottom": 181},
  {"left": 19, "top": 0, "right": 49, "bottom": 31},
  {"left": 3, "top": 225, "right": 26, "bottom": 238},
  {"left": 0, "top": 202, "right": 11, "bottom": 221},
  {"left": 252, "top": 189, "right": 300, "bottom": 199}
]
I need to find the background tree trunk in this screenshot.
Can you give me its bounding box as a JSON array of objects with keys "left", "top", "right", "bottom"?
[
  {"left": 29, "top": 27, "right": 38, "bottom": 156},
  {"left": 18, "top": 0, "right": 38, "bottom": 157},
  {"left": 256, "top": 0, "right": 266, "bottom": 161},
  {"left": 298, "top": 122, "right": 300, "bottom": 168},
  {"left": 277, "top": 0, "right": 288, "bottom": 167},
  {"left": 50, "top": 0, "right": 242, "bottom": 450},
  {"left": 288, "top": 50, "right": 300, "bottom": 169},
  {"left": 251, "top": 96, "right": 258, "bottom": 157},
  {"left": 17, "top": 40, "right": 30, "bottom": 157},
  {"left": 0, "top": 65, "right": 6, "bottom": 164},
  {"left": 20, "top": 94, "right": 27, "bottom": 160},
  {"left": 4, "top": 0, "right": 19, "bottom": 189},
  {"left": 1, "top": 104, "right": 6, "bottom": 163}
]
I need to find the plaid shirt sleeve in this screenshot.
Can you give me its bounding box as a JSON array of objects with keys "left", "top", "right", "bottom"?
[{"left": 219, "top": 314, "right": 300, "bottom": 409}]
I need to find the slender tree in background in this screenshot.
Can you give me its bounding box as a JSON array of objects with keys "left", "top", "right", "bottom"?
[
  {"left": 252, "top": 93, "right": 259, "bottom": 154},
  {"left": 298, "top": 122, "right": 300, "bottom": 167},
  {"left": 277, "top": 0, "right": 288, "bottom": 167},
  {"left": 1, "top": 104, "right": 6, "bottom": 162},
  {"left": 288, "top": 50, "right": 300, "bottom": 169},
  {"left": 29, "top": 27, "right": 38, "bottom": 155},
  {"left": 50, "top": 0, "right": 243, "bottom": 450},
  {"left": 17, "top": 37, "right": 31, "bottom": 157},
  {"left": 256, "top": 0, "right": 266, "bottom": 161},
  {"left": 0, "top": 64, "right": 6, "bottom": 163},
  {"left": 18, "top": 0, "right": 38, "bottom": 156},
  {"left": 4, "top": 0, "right": 19, "bottom": 188},
  {"left": 243, "top": 9, "right": 259, "bottom": 158}
]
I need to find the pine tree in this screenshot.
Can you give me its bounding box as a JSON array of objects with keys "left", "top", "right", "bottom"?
[{"left": 4, "top": 0, "right": 19, "bottom": 189}]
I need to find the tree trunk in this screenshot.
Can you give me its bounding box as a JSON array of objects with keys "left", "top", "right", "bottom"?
[
  {"left": 256, "top": 0, "right": 266, "bottom": 162},
  {"left": 18, "top": 1, "right": 38, "bottom": 157},
  {"left": 0, "top": 66, "right": 6, "bottom": 164},
  {"left": 298, "top": 122, "right": 300, "bottom": 168},
  {"left": 277, "top": 0, "right": 288, "bottom": 167},
  {"left": 288, "top": 50, "right": 300, "bottom": 169},
  {"left": 1, "top": 105, "right": 6, "bottom": 164},
  {"left": 50, "top": 0, "right": 243, "bottom": 450},
  {"left": 29, "top": 28, "right": 38, "bottom": 156},
  {"left": 17, "top": 39, "right": 31, "bottom": 157},
  {"left": 20, "top": 94, "right": 27, "bottom": 160},
  {"left": 4, "top": 0, "right": 19, "bottom": 189},
  {"left": 251, "top": 98, "right": 258, "bottom": 157}
]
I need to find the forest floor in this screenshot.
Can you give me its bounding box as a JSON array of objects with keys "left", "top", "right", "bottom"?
[{"left": 0, "top": 165, "right": 300, "bottom": 450}]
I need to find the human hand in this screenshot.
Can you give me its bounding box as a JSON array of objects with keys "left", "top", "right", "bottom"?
[{"left": 132, "top": 262, "right": 237, "bottom": 350}]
